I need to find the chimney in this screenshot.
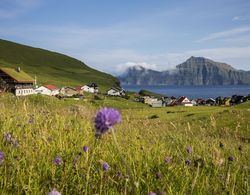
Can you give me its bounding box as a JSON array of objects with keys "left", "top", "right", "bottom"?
[{"left": 17, "top": 67, "right": 21, "bottom": 72}]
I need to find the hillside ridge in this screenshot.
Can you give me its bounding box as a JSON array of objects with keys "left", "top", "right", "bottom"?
[
  {"left": 119, "top": 56, "right": 250, "bottom": 85},
  {"left": 0, "top": 39, "right": 120, "bottom": 90}
]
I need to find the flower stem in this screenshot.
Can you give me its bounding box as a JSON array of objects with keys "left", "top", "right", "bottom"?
[
  {"left": 85, "top": 139, "right": 98, "bottom": 195},
  {"left": 111, "top": 128, "right": 137, "bottom": 194}
]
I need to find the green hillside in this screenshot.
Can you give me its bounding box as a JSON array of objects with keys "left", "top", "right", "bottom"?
[{"left": 0, "top": 39, "right": 119, "bottom": 91}]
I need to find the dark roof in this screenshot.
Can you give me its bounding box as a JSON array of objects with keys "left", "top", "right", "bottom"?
[
  {"left": 109, "top": 87, "right": 124, "bottom": 92},
  {"left": 87, "top": 83, "right": 98, "bottom": 88},
  {"left": 177, "top": 96, "right": 188, "bottom": 103}
]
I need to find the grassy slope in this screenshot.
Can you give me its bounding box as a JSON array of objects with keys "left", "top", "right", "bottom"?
[
  {"left": 0, "top": 39, "right": 119, "bottom": 91},
  {"left": 0, "top": 94, "right": 249, "bottom": 194}
]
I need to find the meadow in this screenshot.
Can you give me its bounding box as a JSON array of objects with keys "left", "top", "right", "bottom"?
[{"left": 0, "top": 93, "right": 249, "bottom": 194}]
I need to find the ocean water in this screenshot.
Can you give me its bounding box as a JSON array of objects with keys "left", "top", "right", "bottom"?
[{"left": 122, "top": 85, "right": 250, "bottom": 99}]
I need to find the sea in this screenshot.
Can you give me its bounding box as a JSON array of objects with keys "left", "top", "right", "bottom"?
[{"left": 122, "top": 85, "right": 250, "bottom": 99}]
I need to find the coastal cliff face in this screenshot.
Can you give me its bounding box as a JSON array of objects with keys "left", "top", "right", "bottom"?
[{"left": 119, "top": 56, "right": 250, "bottom": 85}]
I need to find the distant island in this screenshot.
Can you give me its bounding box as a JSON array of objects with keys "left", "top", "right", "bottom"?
[{"left": 119, "top": 56, "right": 250, "bottom": 85}]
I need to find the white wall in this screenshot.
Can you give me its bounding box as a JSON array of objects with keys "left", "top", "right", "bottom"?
[
  {"left": 35, "top": 86, "right": 52, "bottom": 96},
  {"left": 81, "top": 85, "right": 98, "bottom": 93},
  {"left": 107, "top": 89, "right": 120, "bottom": 96},
  {"left": 35, "top": 86, "right": 59, "bottom": 96},
  {"left": 15, "top": 88, "right": 35, "bottom": 96}
]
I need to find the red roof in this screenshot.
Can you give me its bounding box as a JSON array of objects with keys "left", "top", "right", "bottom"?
[
  {"left": 75, "top": 86, "right": 82, "bottom": 91},
  {"left": 44, "top": 85, "right": 58, "bottom": 91}
]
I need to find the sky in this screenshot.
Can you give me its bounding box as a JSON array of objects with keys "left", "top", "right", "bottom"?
[{"left": 0, "top": 0, "right": 250, "bottom": 75}]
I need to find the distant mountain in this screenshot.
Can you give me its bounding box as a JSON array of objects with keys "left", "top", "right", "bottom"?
[
  {"left": 119, "top": 56, "right": 250, "bottom": 85},
  {"left": 0, "top": 39, "right": 120, "bottom": 90}
]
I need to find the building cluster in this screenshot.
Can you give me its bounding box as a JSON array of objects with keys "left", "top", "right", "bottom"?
[
  {"left": 135, "top": 94, "right": 250, "bottom": 107},
  {"left": 0, "top": 67, "right": 126, "bottom": 98}
]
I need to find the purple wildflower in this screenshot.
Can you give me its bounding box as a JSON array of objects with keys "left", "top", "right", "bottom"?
[
  {"left": 102, "top": 162, "right": 109, "bottom": 171},
  {"left": 186, "top": 146, "right": 193, "bottom": 154},
  {"left": 73, "top": 154, "right": 81, "bottom": 166},
  {"left": 83, "top": 145, "right": 89, "bottom": 152},
  {"left": 0, "top": 151, "right": 4, "bottom": 162},
  {"left": 164, "top": 156, "right": 172, "bottom": 164},
  {"left": 156, "top": 172, "right": 162, "bottom": 179},
  {"left": 3, "top": 132, "right": 12, "bottom": 143},
  {"left": 148, "top": 192, "right": 157, "bottom": 195},
  {"left": 48, "top": 189, "right": 61, "bottom": 195},
  {"left": 53, "top": 156, "right": 62, "bottom": 166},
  {"left": 228, "top": 156, "right": 235, "bottom": 161},
  {"left": 185, "top": 159, "right": 192, "bottom": 166},
  {"left": 117, "top": 171, "right": 123, "bottom": 178},
  {"left": 94, "top": 107, "right": 121, "bottom": 137},
  {"left": 28, "top": 117, "right": 34, "bottom": 124}
]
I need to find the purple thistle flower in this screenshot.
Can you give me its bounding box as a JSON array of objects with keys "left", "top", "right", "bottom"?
[
  {"left": 3, "top": 132, "right": 12, "bottom": 143},
  {"left": 186, "top": 146, "right": 193, "bottom": 154},
  {"left": 164, "top": 156, "right": 172, "bottom": 164},
  {"left": 48, "top": 189, "right": 61, "bottom": 195},
  {"left": 228, "top": 156, "right": 235, "bottom": 161},
  {"left": 0, "top": 151, "right": 4, "bottom": 162},
  {"left": 28, "top": 117, "right": 34, "bottom": 124},
  {"left": 102, "top": 162, "right": 109, "bottom": 171},
  {"left": 185, "top": 159, "right": 192, "bottom": 166},
  {"left": 94, "top": 107, "right": 121, "bottom": 137},
  {"left": 53, "top": 156, "right": 62, "bottom": 166},
  {"left": 156, "top": 172, "right": 162, "bottom": 179},
  {"left": 83, "top": 145, "right": 89, "bottom": 152}
]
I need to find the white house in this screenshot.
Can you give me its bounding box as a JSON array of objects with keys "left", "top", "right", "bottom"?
[
  {"left": 151, "top": 100, "right": 164, "bottom": 107},
  {"left": 0, "top": 67, "right": 35, "bottom": 96},
  {"left": 107, "top": 87, "right": 125, "bottom": 96},
  {"left": 15, "top": 88, "right": 35, "bottom": 96},
  {"left": 144, "top": 97, "right": 158, "bottom": 105},
  {"left": 177, "top": 96, "right": 193, "bottom": 106},
  {"left": 81, "top": 83, "right": 98, "bottom": 93},
  {"left": 35, "top": 85, "right": 59, "bottom": 96},
  {"left": 191, "top": 99, "right": 197, "bottom": 106}
]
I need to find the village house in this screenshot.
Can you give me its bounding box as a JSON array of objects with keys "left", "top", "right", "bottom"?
[
  {"left": 75, "top": 86, "right": 84, "bottom": 95},
  {"left": 215, "top": 96, "right": 223, "bottom": 105},
  {"left": 177, "top": 96, "right": 193, "bottom": 106},
  {"left": 191, "top": 99, "right": 197, "bottom": 106},
  {"left": 205, "top": 98, "right": 216, "bottom": 106},
  {"left": 107, "top": 87, "right": 125, "bottom": 96},
  {"left": 230, "top": 95, "right": 247, "bottom": 105},
  {"left": 60, "top": 86, "right": 78, "bottom": 97},
  {"left": 81, "top": 83, "right": 99, "bottom": 93},
  {"left": 196, "top": 98, "right": 206, "bottom": 105},
  {"left": 0, "top": 67, "right": 35, "bottom": 96},
  {"left": 35, "top": 85, "right": 59, "bottom": 96},
  {"left": 151, "top": 100, "right": 165, "bottom": 107},
  {"left": 163, "top": 96, "right": 176, "bottom": 106},
  {"left": 222, "top": 97, "right": 231, "bottom": 106},
  {"left": 144, "top": 97, "right": 158, "bottom": 105}
]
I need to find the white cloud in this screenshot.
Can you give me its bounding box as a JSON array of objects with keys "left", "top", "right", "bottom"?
[
  {"left": 81, "top": 46, "right": 250, "bottom": 74},
  {"left": 116, "top": 62, "right": 158, "bottom": 74},
  {"left": 232, "top": 16, "right": 246, "bottom": 21},
  {"left": 197, "top": 26, "right": 250, "bottom": 42}
]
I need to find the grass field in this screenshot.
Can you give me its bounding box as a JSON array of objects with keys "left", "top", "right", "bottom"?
[{"left": 0, "top": 93, "right": 249, "bottom": 194}]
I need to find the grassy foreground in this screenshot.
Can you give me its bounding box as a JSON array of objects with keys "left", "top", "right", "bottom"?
[{"left": 0, "top": 94, "right": 249, "bottom": 194}]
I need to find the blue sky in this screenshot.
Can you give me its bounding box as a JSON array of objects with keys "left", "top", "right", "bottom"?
[{"left": 0, "top": 0, "right": 250, "bottom": 74}]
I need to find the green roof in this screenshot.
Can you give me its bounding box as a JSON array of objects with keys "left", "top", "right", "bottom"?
[{"left": 0, "top": 67, "right": 34, "bottom": 83}]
